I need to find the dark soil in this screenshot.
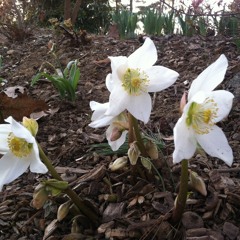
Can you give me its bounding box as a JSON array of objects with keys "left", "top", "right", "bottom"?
[{"left": 0, "top": 29, "right": 240, "bottom": 240}]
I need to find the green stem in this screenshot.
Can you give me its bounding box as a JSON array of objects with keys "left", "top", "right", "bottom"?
[
  {"left": 128, "top": 113, "right": 148, "bottom": 156},
  {"left": 38, "top": 143, "right": 99, "bottom": 225},
  {"left": 128, "top": 112, "right": 135, "bottom": 146},
  {"left": 171, "top": 159, "right": 189, "bottom": 224}
]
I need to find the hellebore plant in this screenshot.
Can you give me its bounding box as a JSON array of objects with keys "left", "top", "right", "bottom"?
[
  {"left": 105, "top": 37, "right": 179, "bottom": 124},
  {"left": 90, "top": 38, "right": 179, "bottom": 159},
  {"left": 172, "top": 54, "right": 234, "bottom": 223},
  {"left": 0, "top": 116, "right": 99, "bottom": 225}
]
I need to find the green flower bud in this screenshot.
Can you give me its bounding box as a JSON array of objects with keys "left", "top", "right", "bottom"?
[
  {"left": 109, "top": 156, "right": 128, "bottom": 171},
  {"left": 128, "top": 141, "right": 140, "bottom": 165}
]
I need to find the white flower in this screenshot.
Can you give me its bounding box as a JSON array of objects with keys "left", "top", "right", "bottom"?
[
  {"left": 105, "top": 37, "right": 179, "bottom": 124},
  {"left": 89, "top": 101, "right": 128, "bottom": 151},
  {"left": 173, "top": 54, "right": 234, "bottom": 166},
  {"left": 0, "top": 117, "right": 48, "bottom": 191}
]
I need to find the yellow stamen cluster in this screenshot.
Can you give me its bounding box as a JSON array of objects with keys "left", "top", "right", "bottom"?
[
  {"left": 8, "top": 133, "right": 32, "bottom": 158},
  {"left": 122, "top": 68, "right": 149, "bottom": 95},
  {"left": 186, "top": 98, "right": 218, "bottom": 134}
]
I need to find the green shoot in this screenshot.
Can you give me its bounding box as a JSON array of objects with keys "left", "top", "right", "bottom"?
[{"left": 31, "top": 60, "right": 80, "bottom": 102}]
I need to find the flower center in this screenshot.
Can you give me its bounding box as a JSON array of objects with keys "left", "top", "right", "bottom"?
[
  {"left": 122, "top": 68, "right": 149, "bottom": 95},
  {"left": 8, "top": 133, "right": 33, "bottom": 158},
  {"left": 186, "top": 98, "right": 218, "bottom": 134}
]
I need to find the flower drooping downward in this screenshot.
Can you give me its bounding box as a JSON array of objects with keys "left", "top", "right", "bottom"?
[
  {"left": 89, "top": 101, "right": 128, "bottom": 151},
  {"left": 0, "top": 117, "right": 48, "bottom": 191},
  {"left": 105, "top": 37, "right": 179, "bottom": 124},
  {"left": 173, "top": 54, "right": 234, "bottom": 166}
]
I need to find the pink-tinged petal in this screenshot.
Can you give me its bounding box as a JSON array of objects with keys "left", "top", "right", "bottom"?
[
  {"left": 196, "top": 125, "right": 233, "bottom": 166},
  {"left": 128, "top": 38, "right": 157, "bottom": 69},
  {"left": 105, "top": 87, "right": 129, "bottom": 117},
  {"left": 188, "top": 54, "right": 228, "bottom": 100},
  {"left": 29, "top": 142, "right": 48, "bottom": 173},
  {"left": 205, "top": 90, "right": 234, "bottom": 123},
  {"left": 146, "top": 66, "right": 179, "bottom": 92},
  {"left": 126, "top": 93, "right": 152, "bottom": 124},
  {"left": 0, "top": 152, "right": 29, "bottom": 191},
  {"left": 173, "top": 117, "right": 197, "bottom": 163},
  {"left": 106, "top": 126, "right": 127, "bottom": 151},
  {"left": 5, "top": 117, "right": 35, "bottom": 143}
]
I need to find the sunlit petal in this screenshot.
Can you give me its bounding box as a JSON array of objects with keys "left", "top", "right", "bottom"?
[
  {"left": 188, "top": 54, "right": 228, "bottom": 100},
  {"left": 196, "top": 125, "right": 233, "bottom": 166}
]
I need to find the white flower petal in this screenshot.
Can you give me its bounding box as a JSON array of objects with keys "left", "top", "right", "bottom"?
[
  {"left": 196, "top": 125, "right": 233, "bottom": 166},
  {"left": 146, "top": 66, "right": 179, "bottom": 92},
  {"left": 0, "top": 124, "right": 11, "bottom": 154},
  {"left": 5, "top": 116, "right": 34, "bottom": 143},
  {"left": 0, "top": 152, "right": 30, "bottom": 191},
  {"left": 188, "top": 54, "right": 228, "bottom": 100},
  {"left": 105, "top": 87, "right": 129, "bottom": 117},
  {"left": 29, "top": 142, "right": 48, "bottom": 173},
  {"left": 126, "top": 93, "right": 152, "bottom": 123},
  {"left": 106, "top": 127, "right": 127, "bottom": 151},
  {"left": 106, "top": 73, "right": 113, "bottom": 92},
  {"left": 128, "top": 38, "right": 157, "bottom": 69},
  {"left": 173, "top": 117, "right": 197, "bottom": 163},
  {"left": 206, "top": 90, "right": 234, "bottom": 123},
  {"left": 109, "top": 56, "right": 127, "bottom": 84},
  {"left": 109, "top": 56, "right": 127, "bottom": 73},
  {"left": 90, "top": 101, "right": 109, "bottom": 120},
  {"left": 89, "top": 115, "right": 115, "bottom": 128}
]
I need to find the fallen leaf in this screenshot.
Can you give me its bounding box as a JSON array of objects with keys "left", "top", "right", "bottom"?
[
  {"left": 0, "top": 91, "right": 48, "bottom": 123},
  {"left": 3, "top": 86, "right": 26, "bottom": 98}
]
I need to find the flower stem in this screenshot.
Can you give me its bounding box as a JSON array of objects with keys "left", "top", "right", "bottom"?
[
  {"left": 37, "top": 143, "right": 99, "bottom": 225},
  {"left": 128, "top": 113, "right": 148, "bottom": 156},
  {"left": 171, "top": 159, "right": 189, "bottom": 224}
]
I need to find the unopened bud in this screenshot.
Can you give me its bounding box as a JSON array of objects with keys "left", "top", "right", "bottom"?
[
  {"left": 57, "top": 200, "right": 71, "bottom": 221},
  {"left": 145, "top": 140, "right": 158, "bottom": 160},
  {"left": 32, "top": 183, "right": 49, "bottom": 209},
  {"left": 110, "top": 127, "right": 122, "bottom": 141},
  {"left": 22, "top": 117, "right": 38, "bottom": 137},
  {"left": 64, "top": 18, "right": 73, "bottom": 28},
  {"left": 180, "top": 91, "right": 187, "bottom": 113},
  {"left": 71, "top": 217, "right": 81, "bottom": 233},
  {"left": 189, "top": 170, "right": 207, "bottom": 196},
  {"left": 128, "top": 142, "right": 140, "bottom": 165},
  {"left": 109, "top": 156, "right": 128, "bottom": 171}
]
